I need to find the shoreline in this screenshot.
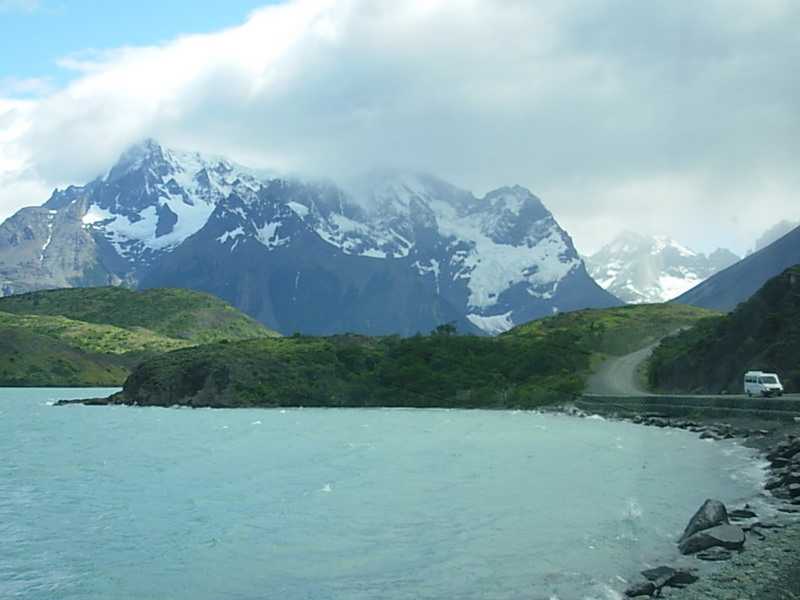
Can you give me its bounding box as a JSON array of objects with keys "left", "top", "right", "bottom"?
[{"left": 582, "top": 410, "right": 800, "bottom": 599}]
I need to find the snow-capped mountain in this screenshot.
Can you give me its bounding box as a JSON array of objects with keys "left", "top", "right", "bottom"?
[
  {"left": 0, "top": 140, "right": 621, "bottom": 335},
  {"left": 585, "top": 231, "right": 739, "bottom": 304}
]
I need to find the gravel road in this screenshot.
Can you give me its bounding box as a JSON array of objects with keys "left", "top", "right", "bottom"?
[{"left": 585, "top": 345, "right": 656, "bottom": 396}]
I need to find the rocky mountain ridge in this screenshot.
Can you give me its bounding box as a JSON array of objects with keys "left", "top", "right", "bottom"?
[
  {"left": 0, "top": 140, "right": 621, "bottom": 336},
  {"left": 585, "top": 231, "right": 739, "bottom": 304}
]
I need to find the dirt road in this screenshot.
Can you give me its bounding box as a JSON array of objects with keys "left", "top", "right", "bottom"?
[{"left": 585, "top": 345, "right": 655, "bottom": 396}]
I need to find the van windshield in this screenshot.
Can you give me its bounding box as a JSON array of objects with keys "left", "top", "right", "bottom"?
[{"left": 760, "top": 375, "right": 778, "bottom": 384}]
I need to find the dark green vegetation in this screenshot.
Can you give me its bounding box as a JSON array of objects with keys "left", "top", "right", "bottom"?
[
  {"left": 0, "top": 287, "right": 277, "bottom": 386},
  {"left": 111, "top": 304, "right": 714, "bottom": 408},
  {"left": 649, "top": 265, "right": 800, "bottom": 394}
]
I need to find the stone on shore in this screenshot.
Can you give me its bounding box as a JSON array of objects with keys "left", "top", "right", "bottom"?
[
  {"left": 678, "top": 498, "right": 729, "bottom": 543},
  {"left": 695, "top": 546, "right": 733, "bottom": 561},
  {"left": 624, "top": 566, "right": 699, "bottom": 597},
  {"left": 678, "top": 523, "right": 745, "bottom": 555}
]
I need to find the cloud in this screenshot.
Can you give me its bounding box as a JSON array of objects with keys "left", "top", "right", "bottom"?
[
  {"left": 0, "top": 0, "right": 40, "bottom": 12},
  {"left": 1, "top": 0, "right": 799, "bottom": 255}
]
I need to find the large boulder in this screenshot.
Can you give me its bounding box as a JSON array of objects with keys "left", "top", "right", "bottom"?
[
  {"left": 678, "top": 498, "right": 729, "bottom": 543},
  {"left": 678, "top": 523, "right": 745, "bottom": 555}
]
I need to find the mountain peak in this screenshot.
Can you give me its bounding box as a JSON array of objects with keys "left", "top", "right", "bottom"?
[
  {"left": 105, "top": 139, "right": 165, "bottom": 181},
  {"left": 586, "top": 231, "right": 738, "bottom": 304},
  {"left": 0, "top": 140, "right": 621, "bottom": 335}
]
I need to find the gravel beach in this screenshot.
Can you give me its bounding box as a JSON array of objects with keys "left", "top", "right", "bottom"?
[{"left": 664, "top": 521, "right": 800, "bottom": 600}]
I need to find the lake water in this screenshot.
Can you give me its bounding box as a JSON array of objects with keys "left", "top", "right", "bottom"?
[{"left": 1, "top": 388, "right": 769, "bottom": 600}]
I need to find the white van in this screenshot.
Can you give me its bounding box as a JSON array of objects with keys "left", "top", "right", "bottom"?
[{"left": 743, "top": 371, "right": 784, "bottom": 397}]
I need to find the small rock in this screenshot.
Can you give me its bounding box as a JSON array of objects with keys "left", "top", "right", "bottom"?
[
  {"left": 728, "top": 508, "right": 757, "bottom": 520},
  {"left": 765, "top": 475, "right": 786, "bottom": 490},
  {"left": 624, "top": 580, "right": 656, "bottom": 597},
  {"left": 696, "top": 546, "right": 733, "bottom": 561},
  {"left": 641, "top": 566, "right": 699, "bottom": 588}
]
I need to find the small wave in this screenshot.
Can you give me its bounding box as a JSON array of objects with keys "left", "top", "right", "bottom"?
[
  {"left": 622, "top": 497, "right": 644, "bottom": 521},
  {"left": 586, "top": 414, "right": 606, "bottom": 421}
]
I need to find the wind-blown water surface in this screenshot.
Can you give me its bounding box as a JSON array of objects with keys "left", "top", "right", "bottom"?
[{"left": 0, "top": 389, "right": 766, "bottom": 599}]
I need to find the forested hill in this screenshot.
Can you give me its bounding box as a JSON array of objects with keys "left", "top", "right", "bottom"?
[
  {"left": 0, "top": 286, "right": 277, "bottom": 386},
  {"left": 648, "top": 264, "right": 800, "bottom": 394},
  {"left": 104, "top": 304, "right": 713, "bottom": 409}
]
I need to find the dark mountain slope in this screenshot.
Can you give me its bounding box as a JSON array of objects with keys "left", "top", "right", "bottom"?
[
  {"left": 649, "top": 265, "right": 800, "bottom": 394},
  {"left": 673, "top": 225, "right": 800, "bottom": 312}
]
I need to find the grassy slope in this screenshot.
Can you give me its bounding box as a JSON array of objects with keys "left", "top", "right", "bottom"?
[
  {"left": 503, "top": 303, "right": 718, "bottom": 367},
  {"left": 0, "top": 286, "right": 278, "bottom": 386},
  {"left": 0, "top": 286, "right": 277, "bottom": 343},
  {"left": 0, "top": 327, "right": 130, "bottom": 386}
]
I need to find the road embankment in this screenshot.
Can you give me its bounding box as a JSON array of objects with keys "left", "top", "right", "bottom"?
[{"left": 575, "top": 394, "right": 800, "bottom": 421}]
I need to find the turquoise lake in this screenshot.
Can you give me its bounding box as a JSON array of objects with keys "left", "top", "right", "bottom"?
[{"left": 0, "top": 388, "right": 768, "bottom": 599}]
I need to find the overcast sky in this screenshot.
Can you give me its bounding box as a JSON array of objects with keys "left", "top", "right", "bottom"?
[{"left": 1, "top": 0, "right": 798, "bottom": 256}]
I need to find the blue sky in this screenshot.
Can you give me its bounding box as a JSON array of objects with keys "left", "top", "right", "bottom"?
[
  {"left": 1, "top": 0, "right": 798, "bottom": 256},
  {"left": 0, "top": 0, "right": 277, "bottom": 93}
]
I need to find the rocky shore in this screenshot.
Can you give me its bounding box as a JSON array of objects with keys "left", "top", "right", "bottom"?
[{"left": 615, "top": 414, "right": 800, "bottom": 599}]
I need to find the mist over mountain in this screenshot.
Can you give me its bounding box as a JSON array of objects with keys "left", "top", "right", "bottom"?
[
  {"left": 747, "top": 220, "right": 799, "bottom": 255},
  {"left": 0, "top": 141, "right": 621, "bottom": 336},
  {"left": 585, "top": 231, "right": 739, "bottom": 304}
]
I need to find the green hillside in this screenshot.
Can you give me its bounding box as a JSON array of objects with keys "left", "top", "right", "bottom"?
[
  {"left": 503, "top": 303, "right": 717, "bottom": 364},
  {"left": 0, "top": 286, "right": 276, "bottom": 343},
  {"left": 0, "top": 327, "right": 130, "bottom": 386},
  {"left": 648, "top": 265, "right": 800, "bottom": 394},
  {"left": 108, "top": 304, "right": 716, "bottom": 409},
  {"left": 0, "top": 286, "right": 278, "bottom": 386}
]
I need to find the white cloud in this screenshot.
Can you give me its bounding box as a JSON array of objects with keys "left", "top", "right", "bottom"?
[
  {"left": 0, "top": 0, "right": 39, "bottom": 12},
  {"left": 1, "top": 0, "right": 798, "bottom": 256}
]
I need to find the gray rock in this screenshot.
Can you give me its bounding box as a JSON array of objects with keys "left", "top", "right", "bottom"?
[
  {"left": 678, "top": 523, "right": 745, "bottom": 555},
  {"left": 642, "top": 565, "right": 699, "bottom": 587},
  {"left": 624, "top": 580, "right": 656, "bottom": 597},
  {"left": 728, "top": 508, "right": 757, "bottom": 520},
  {"left": 678, "top": 499, "right": 729, "bottom": 543},
  {"left": 696, "top": 546, "right": 733, "bottom": 561},
  {"left": 767, "top": 435, "right": 800, "bottom": 462}
]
